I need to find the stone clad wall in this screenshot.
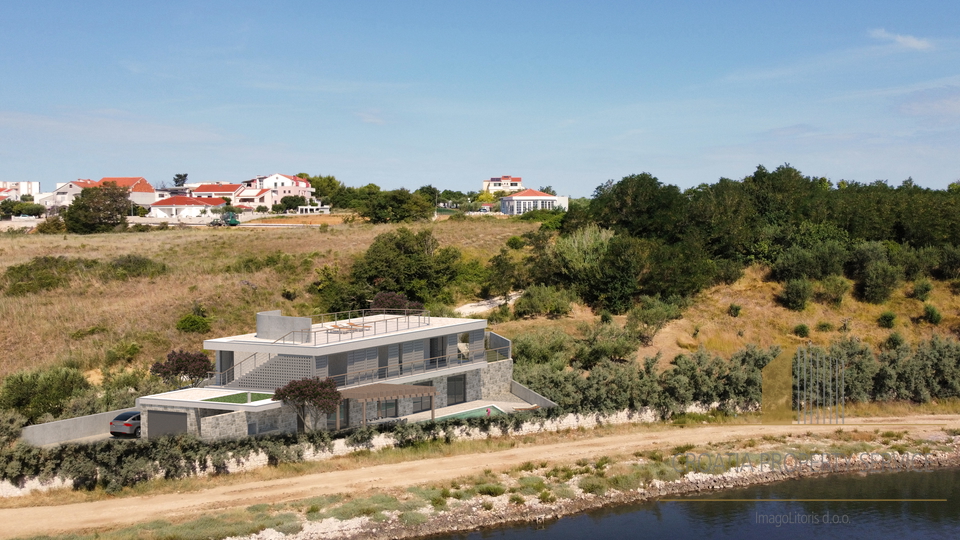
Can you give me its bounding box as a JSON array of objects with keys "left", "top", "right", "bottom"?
[
  {"left": 481, "top": 359, "right": 513, "bottom": 398},
  {"left": 200, "top": 411, "right": 248, "bottom": 441},
  {"left": 198, "top": 406, "right": 297, "bottom": 441}
]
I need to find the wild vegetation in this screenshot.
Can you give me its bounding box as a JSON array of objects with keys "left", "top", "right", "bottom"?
[{"left": 7, "top": 163, "right": 960, "bottom": 433}]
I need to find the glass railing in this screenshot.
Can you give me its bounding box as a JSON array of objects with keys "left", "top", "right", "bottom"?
[{"left": 327, "top": 343, "right": 510, "bottom": 389}]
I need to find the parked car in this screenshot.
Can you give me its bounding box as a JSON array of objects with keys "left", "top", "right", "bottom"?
[{"left": 110, "top": 411, "right": 141, "bottom": 437}]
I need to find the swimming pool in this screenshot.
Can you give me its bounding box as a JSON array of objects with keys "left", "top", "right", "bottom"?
[{"left": 434, "top": 404, "right": 506, "bottom": 421}]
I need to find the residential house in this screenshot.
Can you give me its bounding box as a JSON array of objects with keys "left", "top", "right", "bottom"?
[
  {"left": 237, "top": 174, "right": 315, "bottom": 209},
  {"left": 155, "top": 186, "right": 194, "bottom": 201},
  {"left": 0, "top": 181, "right": 42, "bottom": 201},
  {"left": 499, "top": 189, "right": 569, "bottom": 216},
  {"left": 136, "top": 309, "right": 553, "bottom": 440},
  {"left": 98, "top": 177, "right": 157, "bottom": 207},
  {"left": 481, "top": 176, "right": 525, "bottom": 194},
  {"left": 38, "top": 177, "right": 157, "bottom": 209},
  {"left": 192, "top": 183, "right": 244, "bottom": 202},
  {"left": 148, "top": 196, "right": 225, "bottom": 218},
  {"left": 37, "top": 179, "right": 99, "bottom": 208}
]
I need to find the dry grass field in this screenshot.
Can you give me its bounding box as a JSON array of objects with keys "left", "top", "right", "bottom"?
[
  {"left": 0, "top": 218, "right": 536, "bottom": 379},
  {"left": 492, "top": 265, "right": 960, "bottom": 368}
]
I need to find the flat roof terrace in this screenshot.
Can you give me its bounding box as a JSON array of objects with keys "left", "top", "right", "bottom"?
[{"left": 204, "top": 309, "right": 487, "bottom": 354}]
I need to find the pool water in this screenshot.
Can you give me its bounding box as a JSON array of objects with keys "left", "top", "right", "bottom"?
[{"left": 435, "top": 405, "right": 505, "bottom": 420}]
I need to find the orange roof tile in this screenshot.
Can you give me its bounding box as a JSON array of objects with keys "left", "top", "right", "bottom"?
[
  {"left": 151, "top": 196, "right": 225, "bottom": 207},
  {"left": 193, "top": 184, "right": 242, "bottom": 193},
  {"left": 503, "top": 189, "right": 553, "bottom": 198},
  {"left": 98, "top": 177, "right": 155, "bottom": 192}
]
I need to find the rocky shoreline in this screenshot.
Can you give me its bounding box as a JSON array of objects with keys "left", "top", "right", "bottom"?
[{"left": 238, "top": 440, "right": 960, "bottom": 540}]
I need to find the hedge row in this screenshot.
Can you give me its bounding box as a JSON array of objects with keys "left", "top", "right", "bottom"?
[{"left": 0, "top": 411, "right": 561, "bottom": 492}]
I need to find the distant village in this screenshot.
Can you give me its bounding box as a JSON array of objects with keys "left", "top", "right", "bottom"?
[{"left": 0, "top": 175, "right": 569, "bottom": 221}]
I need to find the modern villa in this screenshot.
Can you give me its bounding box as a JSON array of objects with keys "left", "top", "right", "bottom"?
[{"left": 137, "top": 309, "right": 552, "bottom": 440}]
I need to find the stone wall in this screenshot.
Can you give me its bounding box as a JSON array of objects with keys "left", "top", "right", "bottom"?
[
  {"left": 198, "top": 406, "right": 298, "bottom": 441},
  {"left": 0, "top": 403, "right": 754, "bottom": 497},
  {"left": 481, "top": 359, "right": 513, "bottom": 398},
  {"left": 465, "top": 369, "right": 482, "bottom": 402}
]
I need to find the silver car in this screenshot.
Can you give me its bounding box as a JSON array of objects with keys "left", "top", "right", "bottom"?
[{"left": 109, "top": 411, "right": 141, "bottom": 437}]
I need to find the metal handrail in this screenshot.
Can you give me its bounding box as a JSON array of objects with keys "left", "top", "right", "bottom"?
[{"left": 272, "top": 308, "right": 432, "bottom": 346}]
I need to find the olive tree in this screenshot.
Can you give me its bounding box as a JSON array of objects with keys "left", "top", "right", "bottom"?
[{"left": 272, "top": 377, "right": 342, "bottom": 432}]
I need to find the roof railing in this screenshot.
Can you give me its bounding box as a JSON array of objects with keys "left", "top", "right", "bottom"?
[{"left": 272, "top": 308, "right": 431, "bottom": 346}]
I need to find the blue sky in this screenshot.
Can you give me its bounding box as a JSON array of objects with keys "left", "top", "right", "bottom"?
[{"left": 1, "top": 1, "right": 958, "bottom": 196}]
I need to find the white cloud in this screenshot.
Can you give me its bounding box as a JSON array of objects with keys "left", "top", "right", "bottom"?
[
  {"left": 356, "top": 109, "right": 386, "bottom": 124},
  {"left": 899, "top": 86, "right": 960, "bottom": 117},
  {"left": 869, "top": 28, "right": 934, "bottom": 51}
]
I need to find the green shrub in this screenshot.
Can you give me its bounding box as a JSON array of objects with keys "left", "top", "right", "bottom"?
[
  {"left": 103, "top": 255, "right": 168, "bottom": 280},
  {"left": 509, "top": 493, "right": 525, "bottom": 505},
  {"left": 476, "top": 483, "right": 506, "bottom": 497},
  {"left": 878, "top": 311, "right": 896, "bottom": 328},
  {"left": 0, "top": 410, "right": 27, "bottom": 447},
  {"left": 912, "top": 279, "right": 933, "bottom": 301},
  {"left": 859, "top": 262, "right": 900, "bottom": 304},
  {"left": 346, "top": 425, "right": 377, "bottom": 448},
  {"left": 923, "top": 304, "right": 942, "bottom": 325},
  {"left": 817, "top": 275, "right": 851, "bottom": 306},
  {"left": 486, "top": 303, "right": 513, "bottom": 323},
  {"left": 780, "top": 279, "right": 813, "bottom": 311},
  {"left": 104, "top": 340, "right": 142, "bottom": 368},
  {"left": 727, "top": 303, "right": 741, "bottom": 317},
  {"left": 538, "top": 489, "right": 556, "bottom": 503},
  {"left": 793, "top": 324, "right": 810, "bottom": 338},
  {"left": 506, "top": 236, "right": 526, "bottom": 250},
  {"left": 513, "top": 285, "right": 576, "bottom": 319},
  {"left": 0, "top": 367, "right": 91, "bottom": 422},
  {"left": 626, "top": 296, "right": 683, "bottom": 345},
  {"left": 713, "top": 259, "right": 744, "bottom": 285},
  {"left": 176, "top": 314, "right": 211, "bottom": 334},
  {"left": 2, "top": 256, "right": 99, "bottom": 296},
  {"left": 882, "top": 332, "right": 906, "bottom": 350},
  {"left": 815, "top": 321, "right": 834, "bottom": 332},
  {"left": 35, "top": 216, "right": 67, "bottom": 234},
  {"left": 578, "top": 475, "right": 608, "bottom": 496}
]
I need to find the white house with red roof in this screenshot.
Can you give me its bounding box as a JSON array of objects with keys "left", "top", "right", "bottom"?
[
  {"left": 499, "top": 189, "right": 569, "bottom": 216},
  {"left": 38, "top": 177, "right": 157, "bottom": 209},
  {"left": 481, "top": 176, "right": 525, "bottom": 194},
  {"left": 98, "top": 177, "right": 157, "bottom": 206},
  {"left": 192, "top": 183, "right": 244, "bottom": 201},
  {"left": 237, "top": 174, "right": 315, "bottom": 208},
  {"left": 148, "top": 196, "right": 226, "bottom": 218}
]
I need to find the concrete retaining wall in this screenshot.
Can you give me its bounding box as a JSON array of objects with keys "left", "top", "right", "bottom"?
[
  {"left": 510, "top": 380, "right": 558, "bottom": 409},
  {"left": 21, "top": 407, "right": 138, "bottom": 447}
]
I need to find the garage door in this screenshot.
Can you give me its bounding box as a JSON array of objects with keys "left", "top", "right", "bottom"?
[{"left": 148, "top": 411, "right": 188, "bottom": 437}]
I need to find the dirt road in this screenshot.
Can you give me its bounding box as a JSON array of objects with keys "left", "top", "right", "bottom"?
[{"left": 2, "top": 415, "right": 957, "bottom": 539}]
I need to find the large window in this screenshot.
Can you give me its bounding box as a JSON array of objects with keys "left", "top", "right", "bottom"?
[
  {"left": 447, "top": 374, "right": 466, "bottom": 406},
  {"left": 327, "top": 400, "right": 349, "bottom": 430},
  {"left": 412, "top": 381, "right": 433, "bottom": 413}
]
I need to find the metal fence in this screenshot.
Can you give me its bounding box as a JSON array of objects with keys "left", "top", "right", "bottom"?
[{"left": 796, "top": 346, "right": 845, "bottom": 424}]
